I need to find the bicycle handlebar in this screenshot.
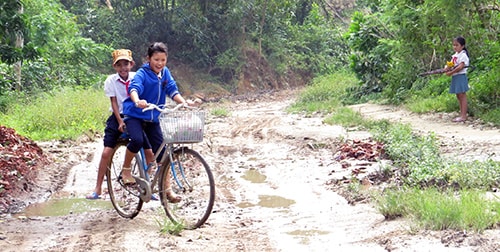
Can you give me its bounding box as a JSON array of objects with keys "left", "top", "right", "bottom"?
[{"left": 142, "top": 103, "right": 197, "bottom": 114}]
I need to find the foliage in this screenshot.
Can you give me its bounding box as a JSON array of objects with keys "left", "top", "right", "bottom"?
[
  {"left": 58, "top": 0, "right": 349, "bottom": 85},
  {"left": 376, "top": 188, "right": 500, "bottom": 232},
  {"left": 0, "top": 0, "right": 39, "bottom": 64},
  {"left": 0, "top": 0, "right": 111, "bottom": 97},
  {"left": 25, "top": 0, "right": 110, "bottom": 86},
  {"left": 346, "top": 11, "right": 391, "bottom": 94},
  {"left": 0, "top": 87, "right": 109, "bottom": 141},
  {"left": 273, "top": 4, "right": 350, "bottom": 76},
  {"left": 346, "top": 0, "right": 500, "bottom": 123}
]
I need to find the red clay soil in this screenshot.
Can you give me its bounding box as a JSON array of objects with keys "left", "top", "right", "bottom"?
[{"left": 0, "top": 125, "right": 49, "bottom": 213}]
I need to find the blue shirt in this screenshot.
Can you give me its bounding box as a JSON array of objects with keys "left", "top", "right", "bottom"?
[{"left": 123, "top": 63, "right": 180, "bottom": 122}]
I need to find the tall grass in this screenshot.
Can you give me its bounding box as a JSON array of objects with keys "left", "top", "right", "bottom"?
[
  {"left": 377, "top": 188, "right": 500, "bottom": 232},
  {"left": 0, "top": 87, "right": 109, "bottom": 141}
]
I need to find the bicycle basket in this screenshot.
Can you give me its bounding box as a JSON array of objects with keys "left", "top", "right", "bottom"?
[{"left": 159, "top": 111, "right": 205, "bottom": 143}]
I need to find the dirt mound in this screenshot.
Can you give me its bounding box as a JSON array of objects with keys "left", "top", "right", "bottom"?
[
  {"left": 236, "top": 48, "right": 311, "bottom": 94},
  {"left": 171, "top": 48, "right": 311, "bottom": 100},
  {"left": 0, "top": 126, "right": 49, "bottom": 213}
]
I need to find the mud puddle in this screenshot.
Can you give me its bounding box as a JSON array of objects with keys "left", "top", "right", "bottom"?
[{"left": 17, "top": 198, "right": 113, "bottom": 217}]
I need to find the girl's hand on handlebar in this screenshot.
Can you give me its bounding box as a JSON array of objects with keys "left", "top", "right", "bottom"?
[
  {"left": 135, "top": 99, "right": 147, "bottom": 109},
  {"left": 186, "top": 98, "right": 203, "bottom": 107}
]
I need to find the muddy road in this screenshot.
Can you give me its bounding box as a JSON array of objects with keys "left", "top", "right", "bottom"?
[{"left": 1, "top": 89, "right": 499, "bottom": 251}]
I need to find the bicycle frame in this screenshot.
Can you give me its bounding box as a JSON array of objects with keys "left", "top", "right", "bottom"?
[{"left": 137, "top": 138, "right": 192, "bottom": 201}]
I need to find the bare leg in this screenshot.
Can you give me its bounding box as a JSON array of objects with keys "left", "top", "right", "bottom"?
[
  {"left": 87, "top": 146, "right": 114, "bottom": 198},
  {"left": 144, "top": 148, "right": 156, "bottom": 176},
  {"left": 121, "top": 148, "right": 136, "bottom": 184},
  {"left": 165, "top": 164, "right": 181, "bottom": 203},
  {"left": 144, "top": 148, "right": 154, "bottom": 164},
  {"left": 94, "top": 146, "right": 113, "bottom": 194},
  {"left": 457, "top": 93, "right": 468, "bottom": 120}
]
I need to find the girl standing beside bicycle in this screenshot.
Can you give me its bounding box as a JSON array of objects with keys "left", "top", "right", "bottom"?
[{"left": 121, "top": 42, "right": 196, "bottom": 203}]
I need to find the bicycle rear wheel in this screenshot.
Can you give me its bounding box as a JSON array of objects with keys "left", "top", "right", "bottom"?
[
  {"left": 159, "top": 147, "right": 215, "bottom": 229},
  {"left": 106, "top": 141, "right": 143, "bottom": 218}
]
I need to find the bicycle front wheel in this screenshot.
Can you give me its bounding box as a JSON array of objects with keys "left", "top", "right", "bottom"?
[
  {"left": 159, "top": 147, "right": 215, "bottom": 229},
  {"left": 106, "top": 142, "right": 143, "bottom": 219}
]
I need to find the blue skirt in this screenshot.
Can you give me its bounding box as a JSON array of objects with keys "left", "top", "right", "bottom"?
[{"left": 449, "top": 74, "right": 469, "bottom": 94}]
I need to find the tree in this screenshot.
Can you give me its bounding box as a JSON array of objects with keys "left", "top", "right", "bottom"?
[{"left": 0, "top": 0, "right": 38, "bottom": 91}]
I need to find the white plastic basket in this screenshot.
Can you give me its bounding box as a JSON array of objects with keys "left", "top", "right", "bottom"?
[{"left": 159, "top": 111, "right": 205, "bottom": 143}]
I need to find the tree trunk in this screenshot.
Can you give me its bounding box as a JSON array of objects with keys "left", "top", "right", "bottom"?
[{"left": 14, "top": 4, "right": 24, "bottom": 91}]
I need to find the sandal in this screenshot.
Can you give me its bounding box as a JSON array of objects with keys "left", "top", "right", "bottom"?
[
  {"left": 121, "top": 167, "right": 136, "bottom": 185},
  {"left": 166, "top": 189, "right": 182, "bottom": 203},
  {"left": 452, "top": 117, "right": 466, "bottom": 123},
  {"left": 85, "top": 192, "right": 101, "bottom": 200},
  {"left": 151, "top": 193, "right": 159, "bottom": 201}
]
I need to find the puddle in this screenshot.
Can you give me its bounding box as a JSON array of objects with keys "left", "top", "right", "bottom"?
[
  {"left": 258, "top": 195, "right": 295, "bottom": 208},
  {"left": 286, "top": 229, "right": 330, "bottom": 236},
  {"left": 237, "top": 195, "right": 295, "bottom": 208},
  {"left": 17, "top": 198, "right": 113, "bottom": 217},
  {"left": 241, "top": 169, "right": 267, "bottom": 183},
  {"left": 236, "top": 201, "right": 255, "bottom": 208},
  {"left": 286, "top": 229, "right": 330, "bottom": 245}
]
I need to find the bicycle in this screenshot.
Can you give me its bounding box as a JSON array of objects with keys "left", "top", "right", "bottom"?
[{"left": 105, "top": 103, "right": 215, "bottom": 229}]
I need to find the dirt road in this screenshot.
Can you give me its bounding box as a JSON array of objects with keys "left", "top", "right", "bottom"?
[{"left": 0, "top": 89, "right": 499, "bottom": 251}]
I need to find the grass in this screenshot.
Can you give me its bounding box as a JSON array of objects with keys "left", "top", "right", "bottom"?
[
  {"left": 0, "top": 87, "right": 108, "bottom": 141},
  {"left": 376, "top": 188, "right": 500, "bottom": 232},
  {"left": 154, "top": 209, "right": 185, "bottom": 236},
  {"left": 405, "top": 93, "right": 456, "bottom": 114},
  {"left": 287, "top": 70, "right": 358, "bottom": 114},
  {"left": 156, "top": 218, "right": 184, "bottom": 236},
  {"left": 323, "top": 107, "right": 365, "bottom": 128},
  {"left": 404, "top": 74, "right": 500, "bottom": 126},
  {"left": 210, "top": 106, "right": 231, "bottom": 117}
]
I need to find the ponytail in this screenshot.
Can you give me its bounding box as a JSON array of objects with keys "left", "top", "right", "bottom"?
[{"left": 455, "top": 36, "right": 469, "bottom": 64}]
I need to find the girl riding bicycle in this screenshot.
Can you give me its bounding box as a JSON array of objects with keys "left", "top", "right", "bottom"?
[{"left": 121, "top": 42, "right": 197, "bottom": 203}]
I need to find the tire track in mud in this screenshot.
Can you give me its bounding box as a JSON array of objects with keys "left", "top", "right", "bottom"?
[
  {"left": 204, "top": 97, "right": 393, "bottom": 251},
  {"left": 203, "top": 92, "right": 500, "bottom": 251}
]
